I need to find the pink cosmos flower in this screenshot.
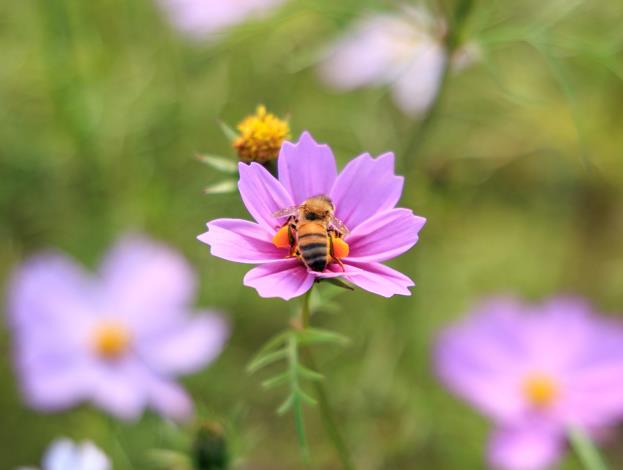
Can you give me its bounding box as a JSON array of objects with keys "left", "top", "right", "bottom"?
[
  {"left": 198, "top": 131, "right": 426, "bottom": 300},
  {"left": 317, "top": 6, "right": 479, "bottom": 116},
  {"left": 7, "top": 235, "right": 229, "bottom": 421},
  {"left": 435, "top": 297, "right": 623, "bottom": 470},
  {"left": 158, "top": 0, "right": 286, "bottom": 39}
]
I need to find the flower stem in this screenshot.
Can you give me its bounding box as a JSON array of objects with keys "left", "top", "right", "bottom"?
[
  {"left": 568, "top": 425, "right": 609, "bottom": 470},
  {"left": 299, "top": 287, "right": 354, "bottom": 470},
  {"left": 401, "top": 0, "right": 476, "bottom": 167}
]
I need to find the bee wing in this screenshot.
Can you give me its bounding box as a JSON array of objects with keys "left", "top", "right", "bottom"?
[
  {"left": 272, "top": 205, "right": 299, "bottom": 219},
  {"left": 329, "top": 215, "right": 350, "bottom": 235}
]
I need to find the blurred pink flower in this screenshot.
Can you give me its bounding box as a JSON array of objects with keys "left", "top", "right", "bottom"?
[
  {"left": 436, "top": 297, "right": 623, "bottom": 470},
  {"left": 158, "top": 0, "right": 286, "bottom": 39},
  {"left": 18, "top": 437, "right": 110, "bottom": 470},
  {"left": 317, "top": 6, "right": 479, "bottom": 116},
  {"left": 7, "top": 235, "right": 229, "bottom": 421},
  {"left": 198, "top": 131, "right": 426, "bottom": 300}
]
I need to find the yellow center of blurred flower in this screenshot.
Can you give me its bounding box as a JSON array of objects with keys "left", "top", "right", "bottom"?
[
  {"left": 93, "top": 322, "right": 131, "bottom": 360},
  {"left": 233, "top": 105, "right": 290, "bottom": 163},
  {"left": 522, "top": 373, "right": 558, "bottom": 409}
]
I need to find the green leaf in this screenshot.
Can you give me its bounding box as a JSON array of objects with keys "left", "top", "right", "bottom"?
[
  {"left": 262, "top": 372, "right": 290, "bottom": 389},
  {"left": 246, "top": 349, "right": 287, "bottom": 373},
  {"left": 298, "top": 389, "right": 318, "bottom": 406},
  {"left": 297, "top": 364, "right": 324, "bottom": 382},
  {"left": 196, "top": 154, "right": 238, "bottom": 174},
  {"left": 247, "top": 331, "right": 291, "bottom": 373},
  {"left": 218, "top": 120, "right": 238, "bottom": 141},
  {"left": 203, "top": 180, "right": 237, "bottom": 195},
  {"left": 321, "top": 277, "right": 355, "bottom": 291},
  {"left": 277, "top": 394, "right": 294, "bottom": 415},
  {"left": 295, "top": 328, "right": 350, "bottom": 347}
]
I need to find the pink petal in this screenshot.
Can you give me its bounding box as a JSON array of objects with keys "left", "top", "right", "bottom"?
[
  {"left": 317, "top": 15, "right": 399, "bottom": 90},
  {"left": 159, "top": 0, "right": 285, "bottom": 39},
  {"left": 90, "top": 360, "right": 148, "bottom": 421},
  {"left": 146, "top": 376, "right": 193, "bottom": 422},
  {"left": 99, "top": 235, "right": 196, "bottom": 322},
  {"left": 8, "top": 253, "right": 96, "bottom": 330},
  {"left": 243, "top": 259, "right": 314, "bottom": 300},
  {"left": 238, "top": 162, "right": 293, "bottom": 229},
  {"left": 488, "top": 425, "right": 562, "bottom": 470},
  {"left": 198, "top": 218, "right": 285, "bottom": 264},
  {"left": 20, "top": 359, "right": 92, "bottom": 411},
  {"left": 346, "top": 208, "right": 426, "bottom": 262},
  {"left": 341, "top": 261, "right": 413, "bottom": 297},
  {"left": 278, "top": 132, "right": 338, "bottom": 205},
  {"left": 391, "top": 41, "right": 446, "bottom": 116},
  {"left": 434, "top": 306, "right": 530, "bottom": 422},
  {"left": 330, "top": 152, "right": 403, "bottom": 230},
  {"left": 138, "top": 312, "right": 229, "bottom": 375},
  {"left": 564, "top": 362, "right": 623, "bottom": 427}
]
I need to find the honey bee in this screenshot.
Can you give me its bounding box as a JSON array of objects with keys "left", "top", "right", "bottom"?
[{"left": 272, "top": 195, "right": 349, "bottom": 272}]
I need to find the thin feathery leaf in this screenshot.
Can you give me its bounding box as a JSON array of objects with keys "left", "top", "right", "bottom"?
[
  {"left": 218, "top": 120, "right": 239, "bottom": 141},
  {"left": 196, "top": 154, "right": 238, "bottom": 173},
  {"left": 262, "top": 372, "right": 290, "bottom": 389},
  {"left": 247, "top": 349, "right": 287, "bottom": 373},
  {"left": 295, "top": 328, "right": 350, "bottom": 347},
  {"left": 297, "top": 364, "right": 325, "bottom": 382},
  {"left": 204, "top": 179, "right": 238, "bottom": 195},
  {"left": 277, "top": 394, "right": 295, "bottom": 415}
]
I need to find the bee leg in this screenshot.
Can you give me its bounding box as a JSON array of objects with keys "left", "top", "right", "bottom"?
[{"left": 287, "top": 222, "right": 298, "bottom": 258}]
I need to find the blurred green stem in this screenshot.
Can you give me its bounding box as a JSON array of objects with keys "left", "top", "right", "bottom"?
[
  {"left": 36, "top": 0, "right": 95, "bottom": 156},
  {"left": 299, "top": 287, "right": 354, "bottom": 470},
  {"left": 568, "top": 425, "right": 609, "bottom": 470},
  {"left": 402, "top": 0, "right": 476, "bottom": 166}
]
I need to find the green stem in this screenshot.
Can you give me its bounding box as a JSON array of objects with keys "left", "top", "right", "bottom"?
[
  {"left": 568, "top": 425, "right": 609, "bottom": 470},
  {"left": 299, "top": 287, "right": 354, "bottom": 470},
  {"left": 401, "top": 61, "right": 452, "bottom": 166},
  {"left": 401, "top": 0, "right": 476, "bottom": 169}
]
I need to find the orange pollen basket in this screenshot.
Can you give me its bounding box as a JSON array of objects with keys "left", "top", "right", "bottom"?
[
  {"left": 522, "top": 373, "right": 559, "bottom": 409},
  {"left": 272, "top": 225, "right": 291, "bottom": 249},
  {"left": 93, "top": 322, "right": 131, "bottom": 360}
]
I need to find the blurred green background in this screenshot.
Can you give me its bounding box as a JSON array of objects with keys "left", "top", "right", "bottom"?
[{"left": 1, "top": 0, "right": 623, "bottom": 468}]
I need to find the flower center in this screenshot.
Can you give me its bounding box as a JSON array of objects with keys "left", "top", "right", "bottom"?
[
  {"left": 522, "top": 373, "right": 558, "bottom": 409},
  {"left": 92, "top": 322, "right": 131, "bottom": 360},
  {"left": 233, "top": 105, "right": 290, "bottom": 163}
]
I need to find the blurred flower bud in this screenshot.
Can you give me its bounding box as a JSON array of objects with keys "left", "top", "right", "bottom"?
[
  {"left": 233, "top": 105, "right": 290, "bottom": 163},
  {"left": 192, "top": 422, "right": 229, "bottom": 470}
]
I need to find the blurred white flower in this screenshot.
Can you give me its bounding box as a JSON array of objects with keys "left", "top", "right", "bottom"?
[
  {"left": 317, "top": 6, "right": 479, "bottom": 117},
  {"left": 18, "top": 438, "right": 110, "bottom": 470},
  {"left": 158, "top": 0, "right": 287, "bottom": 39}
]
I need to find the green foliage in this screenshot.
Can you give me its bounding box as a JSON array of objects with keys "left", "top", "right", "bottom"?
[
  {"left": 1, "top": 0, "right": 623, "bottom": 468},
  {"left": 247, "top": 328, "right": 349, "bottom": 461}
]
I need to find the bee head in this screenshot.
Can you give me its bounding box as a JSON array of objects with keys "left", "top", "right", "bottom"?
[{"left": 302, "top": 195, "right": 334, "bottom": 221}]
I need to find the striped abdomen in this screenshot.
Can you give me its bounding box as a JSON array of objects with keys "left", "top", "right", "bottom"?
[{"left": 297, "top": 222, "right": 329, "bottom": 272}]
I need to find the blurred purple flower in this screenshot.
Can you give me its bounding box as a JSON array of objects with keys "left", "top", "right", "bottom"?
[
  {"left": 7, "top": 235, "right": 229, "bottom": 421},
  {"left": 198, "top": 131, "right": 426, "bottom": 300},
  {"left": 436, "top": 297, "right": 623, "bottom": 470},
  {"left": 18, "top": 437, "right": 110, "bottom": 470},
  {"left": 158, "top": 0, "right": 286, "bottom": 39},
  {"left": 317, "top": 6, "right": 479, "bottom": 116}
]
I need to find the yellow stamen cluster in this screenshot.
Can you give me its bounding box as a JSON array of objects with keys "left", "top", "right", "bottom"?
[
  {"left": 522, "top": 373, "right": 558, "bottom": 409},
  {"left": 233, "top": 105, "right": 290, "bottom": 163},
  {"left": 93, "top": 322, "right": 131, "bottom": 360}
]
